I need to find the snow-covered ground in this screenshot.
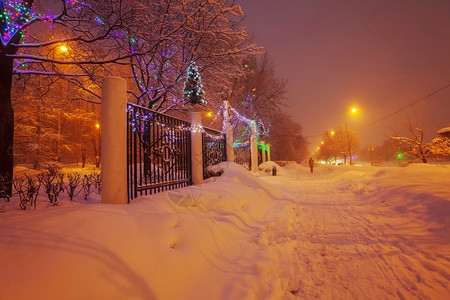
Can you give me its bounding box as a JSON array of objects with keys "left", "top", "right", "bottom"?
[{"left": 1, "top": 162, "right": 449, "bottom": 299}]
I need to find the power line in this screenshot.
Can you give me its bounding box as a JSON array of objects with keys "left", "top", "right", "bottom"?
[
  {"left": 358, "top": 82, "right": 450, "bottom": 130},
  {"left": 301, "top": 82, "right": 450, "bottom": 139}
]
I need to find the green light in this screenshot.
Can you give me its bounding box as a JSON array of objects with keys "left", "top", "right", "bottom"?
[{"left": 397, "top": 153, "right": 403, "bottom": 158}]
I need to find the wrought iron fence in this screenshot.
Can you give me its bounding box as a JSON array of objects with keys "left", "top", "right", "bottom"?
[
  {"left": 127, "top": 104, "right": 192, "bottom": 201},
  {"left": 202, "top": 127, "right": 226, "bottom": 179},
  {"left": 258, "top": 147, "right": 263, "bottom": 166},
  {"left": 234, "top": 144, "right": 251, "bottom": 170}
]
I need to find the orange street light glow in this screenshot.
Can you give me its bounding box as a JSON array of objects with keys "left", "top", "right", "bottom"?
[
  {"left": 96, "top": 123, "right": 100, "bottom": 129},
  {"left": 331, "top": 131, "right": 335, "bottom": 135},
  {"left": 60, "top": 46, "right": 68, "bottom": 52},
  {"left": 351, "top": 107, "right": 357, "bottom": 113},
  {"left": 206, "top": 112, "right": 213, "bottom": 117}
]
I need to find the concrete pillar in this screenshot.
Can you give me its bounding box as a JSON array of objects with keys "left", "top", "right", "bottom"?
[
  {"left": 222, "top": 101, "right": 235, "bottom": 162},
  {"left": 267, "top": 143, "right": 271, "bottom": 161},
  {"left": 101, "top": 77, "right": 128, "bottom": 204},
  {"left": 260, "top": 141, "right": 266, "bottom": 163},
  {"left": 250, "top": 121, "right": 258, "bottom": 172},
  {"left": 189, "top": 111, "right": 203, "bottom": 184}
]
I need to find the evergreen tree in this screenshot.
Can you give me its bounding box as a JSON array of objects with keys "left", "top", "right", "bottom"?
[{"left": 183, "top": 61, "right": 205, "bottom": 106}]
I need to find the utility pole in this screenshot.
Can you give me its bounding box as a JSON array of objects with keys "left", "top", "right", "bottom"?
[{"left": 345, "top": 119, "right": 352, "bottom": 165}]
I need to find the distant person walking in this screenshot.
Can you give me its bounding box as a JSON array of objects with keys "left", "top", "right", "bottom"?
[{"left": 309, "top": 157, "right": 314, "bottom": 173}]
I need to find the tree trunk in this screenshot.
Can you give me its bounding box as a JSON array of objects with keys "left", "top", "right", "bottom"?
[
  {"left": 0, "top": 54, "right": 14, "bottom": 195},
  {"left": 81, "top": 145, "right": 87, "bottom": 168},
  {"left": 33, "top": 114, "right": 41, "bottom": 170}
]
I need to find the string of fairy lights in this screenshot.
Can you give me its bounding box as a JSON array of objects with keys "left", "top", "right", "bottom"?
[
  {"left": 183, "top": 61, "right": 205, "bottom": 106},
  {"left": 0, "top": 0, "right": 92, "bottom": 43},
  {"left": 128, "top": 104, "right": 271, "bottom": 151},
  {"left": 128, "top": 107, "right": 224, "bottom": 141}
]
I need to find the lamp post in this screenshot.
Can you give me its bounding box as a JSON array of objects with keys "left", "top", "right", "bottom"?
[
  {"left": 55, "top": 45, "right": 70, "bottom": 162},
  {"left": 95, "top": 123, "right": 101, "bottom": 168},
  {"left": 345, "top": 107, "right": 357, "bottom": 165}
]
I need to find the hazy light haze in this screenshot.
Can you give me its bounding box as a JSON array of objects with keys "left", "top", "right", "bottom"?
[{"left": 240, "top": 0, "right": 450, "bottom": 151}]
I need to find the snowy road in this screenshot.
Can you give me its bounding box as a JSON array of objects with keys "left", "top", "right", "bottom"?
[{"left": 262, "top": 165, "right": 450, "bottom": 299}]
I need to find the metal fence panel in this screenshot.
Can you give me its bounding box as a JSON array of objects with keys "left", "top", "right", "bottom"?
[
  {"left": 234, "top": 145, "right": 251, "bottom": 170},
  {"left": 202, "top": 127, "right": 226, "bottom": 179},
  {"left": 127, "top": 104, "right": 192, "bottom": 201}
]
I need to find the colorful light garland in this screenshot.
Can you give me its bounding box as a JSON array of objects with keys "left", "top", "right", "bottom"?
[
  {"left": 183, "top": 61, "right": 206, "bottom": 106},
  {"left": 128, "top": 108, "right": 224, "bottom": 141}
]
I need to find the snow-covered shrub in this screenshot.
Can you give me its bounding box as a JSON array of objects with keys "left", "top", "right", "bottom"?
[
  {"left": 0, "top": 175, "right": 12, "bottom": 202},
  {"left": 82, "top": 174, "right": 94, "bottom": 200},
  {"left": 430, "top": 137, "right": 450, "bottom": 160},
  {"left": 91, "top": 172, "right": 101, "bottom": 194},
  {"left": 65, "top": 173, "right": 83, "bottom": 201},
  {"left": 13, "top": 175, "right": 40, "bottom": 210},
  {"left": 38, "top": 172, "right": 65, "bottom": 206},
  {"left": 40, "top": 161, "right": 64, "bottom": 176}
]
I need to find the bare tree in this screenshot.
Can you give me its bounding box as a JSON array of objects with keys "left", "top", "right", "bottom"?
[
  {"left": 390, "top": 120, "right": 432, "bottom": 163},
  {"left": 265, "top": 111, "right": 308, "bottom": 162},
  {"left": 317, "top": 131, "right": 339, "bottom": 163},
  {"left": 1, "top": 0, "right": 260, "bottom": 194},
  {"left": 317, "top": 125, "right": 360, "bottom": 164},
  {"left": 127, "top": 1, "right": 260, "bottom": 113},
  {"left": 229, "top": 53, "right": 286, "bottom": 123},
  {"left": 1, "top": 0, "right": 143, "bottom": 193},
  {"left": 429, "top": 136, "right": 450, "bottom": 160}
]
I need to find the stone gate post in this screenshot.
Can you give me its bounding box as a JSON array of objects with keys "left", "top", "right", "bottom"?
[
  {"left": 250, "top": 121, "right": 258, "bottom": 172},
  {"left": 260, "top": 141, "right": 266, "bottom": 163},
  {"left": 222, "top": 101, "right": 235, "bottom": 162},
  {"left": 101, "top": 77, "right": 128, "bottom": 204},
  {"left": 189, "top": 111, "right": 203, "bottom": 185}
]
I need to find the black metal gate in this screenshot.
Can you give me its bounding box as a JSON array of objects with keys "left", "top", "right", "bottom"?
[
  {"left": 202, "top": 127, "right": 226, "bottom": 179},
  {"left": 258, "top": 147, "right": 263, "bottom": 166},
  {"left": 234, "top": 145, "right": 251, "bottom": 170},
  {"left": 127, "top": 104, "right": 191, "bottom": 201}
]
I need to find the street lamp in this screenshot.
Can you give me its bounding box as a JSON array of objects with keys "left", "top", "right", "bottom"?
[
  {"left": 345, "top": 107, "right": 357, "bottom": 165},
  {"left": 95, "top": 123, "right": 101, "bottom": 168}
]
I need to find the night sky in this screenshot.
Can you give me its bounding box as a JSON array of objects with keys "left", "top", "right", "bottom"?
[{"left": 240, "top": 0, "right": 450, "bottom": 150}]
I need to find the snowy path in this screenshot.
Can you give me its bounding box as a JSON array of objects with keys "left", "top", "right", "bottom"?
[
  {"left": 1, "top": 163, "right": 449, "bottom": 299},
  {"left": 263, "top": 167, "right": 450, "bottom": 299}
]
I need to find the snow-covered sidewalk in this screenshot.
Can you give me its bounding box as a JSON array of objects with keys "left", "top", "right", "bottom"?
[
  {"left": 261, "top": 163, "right": 450, "bottom": 298},
  {"left": 0, "top": 162, "right": 449, "bottom": 299}
]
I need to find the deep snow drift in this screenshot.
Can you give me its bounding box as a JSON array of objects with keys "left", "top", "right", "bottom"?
[{"left": 0, "top": 162, "right": 449, "bottom": 299}]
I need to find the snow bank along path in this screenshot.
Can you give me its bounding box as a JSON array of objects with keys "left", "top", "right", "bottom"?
[{"left": 0, "top": 162, "right": 449, "bottom": 299}]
